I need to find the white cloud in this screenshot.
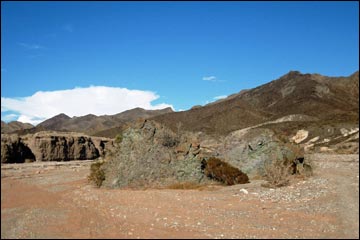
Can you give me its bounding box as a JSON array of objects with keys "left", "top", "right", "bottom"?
[
  {"left": 202, "top": 76, "right": 226, "bottom": 82},
  {"left": 213, "top": 95, "right": 227, "bottom": 100},
  {"left": 202, "top": 76, "right": 217, "bottom": 81},
  {"left": 1, "top": 86, "right": 173, "bottom": 125},
  {"left": 18, "top": 42, "right": 44, "bottom": 50}
]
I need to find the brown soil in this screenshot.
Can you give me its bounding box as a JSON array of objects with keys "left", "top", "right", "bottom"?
[{"left": 1, "top": 154, "right": 359, "bottom": 239}]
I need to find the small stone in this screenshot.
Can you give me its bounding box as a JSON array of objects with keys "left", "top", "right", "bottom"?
[{"left": 240, "top": 188, "right": 249, "bottom": 194}]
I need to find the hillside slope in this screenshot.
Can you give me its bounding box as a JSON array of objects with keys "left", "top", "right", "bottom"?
[
  {"left": 14, "top": 107, "right": 173, "bottom": 137},
  {"left": 151, "top": 71, "right": 359, "bottom": 136},
  {"left": 1, "top": 121, "right": 34, "bottom": 134}
]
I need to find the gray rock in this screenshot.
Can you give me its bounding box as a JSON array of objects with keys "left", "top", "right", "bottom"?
[{"left": 102, "top": 120, "right": 208, "bottom": 188}]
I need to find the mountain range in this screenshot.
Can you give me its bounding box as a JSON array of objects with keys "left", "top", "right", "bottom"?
[
  {"left": 2, "top": 70, "right": 358, "bottom": 138},
  {"left": 151, "top": 70, "right": 359, "bottom": 136}
]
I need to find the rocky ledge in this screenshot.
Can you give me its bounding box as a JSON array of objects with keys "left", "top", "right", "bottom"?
[{"left": 1, "top": 131, "right": 114, "bottom": 163}]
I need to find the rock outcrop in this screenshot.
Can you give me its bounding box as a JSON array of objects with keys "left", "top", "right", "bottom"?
[
  {"left": 101, "top": 120, "right": 209, "bottom": 189},
  {"left": 217, "top": 128, "right": 303, "bottom": 178},
  {"left": 101, "top": 119, "right": 303, "bottom": 188},
  {"left": 1, "top": 132, "right": 114, "bottom": 163},
  {"left": 1, "top": 134, "right": 35, "bottom": 163}
]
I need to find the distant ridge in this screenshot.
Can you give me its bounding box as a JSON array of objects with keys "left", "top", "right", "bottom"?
[
  {"left": 1, "top": 121, "right": 34, "bottom": 134},
  {"left": 150, "top": 70, "right": 359, "bottom": 136},
  {"left": 12, "top": 107, "right": 174, "bottom": 137},
  {"left": 5, "top": 71, "right": 358, "bottom": 138}
]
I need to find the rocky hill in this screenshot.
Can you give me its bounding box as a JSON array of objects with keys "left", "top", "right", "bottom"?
[
  {"left": 7, "top": 71, "right": 358, "bottom": 141},
  {"left": 12, "top": 107, "right": 173, "bottom": 137},
  {"left": 1, "top": 121, "right": 33, "bottom": 134},
  {"left": 151, "top": 71, "right": 359, "bottom": 136}
]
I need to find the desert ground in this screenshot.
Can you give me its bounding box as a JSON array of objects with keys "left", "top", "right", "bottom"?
[{"left": 1, "top": 153, "right": 359, "bottom": 239}]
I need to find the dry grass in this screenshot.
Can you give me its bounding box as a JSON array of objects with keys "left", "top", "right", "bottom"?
[
  {"left": 262, "top": 158, "right": 293, "bottom": 188},
  {"left": 262, "top": 142, "right": 313, "bottom": 188},
  {"left": 88, "top": 161, "right": 105, "bottom": 187}
]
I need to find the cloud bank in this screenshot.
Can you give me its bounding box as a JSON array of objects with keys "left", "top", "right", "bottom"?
[
  {"left": 202, "top": 76, "right": 226, "bottom": 83},
  {"left": 213, "top": 95, "right": 227, "bottom": 100},
  {"left": 1, "top": 86, "right": 173, "bottom": 125},
  {"left": 202, "top": 76, "right": 217, "bottom": 81}
]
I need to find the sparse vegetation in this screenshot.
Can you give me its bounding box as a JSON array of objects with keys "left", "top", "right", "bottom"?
[
  {"left": 262, "top": 142, "right": 313, "bottom": 188},
  {"left": 161, "top": 131, "right": 179, "bottom": 147},
  {"left": 114, "top": 134, "right": 123, "bottom": 144},
  {"left": 88, "top": 161, "right": 105, "bottom": 187},
  {"left": 203, "top": 157, "right": 250, "bottom": 185},
  {"left": 262, "top": 157, "right": 293, "bottom": 188}
]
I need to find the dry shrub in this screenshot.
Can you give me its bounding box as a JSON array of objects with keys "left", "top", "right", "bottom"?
[
  {"left": 203, "top": 157, "right": 250, "bottom": 185},
  {"left": 262, "top": 158, "right": 293, "bottom": 188},
  {"left": 286, "top": 142, "right": 314, "bottom": 177},
  {"left": 88, "top": 161, "right": 105, "bottom": 187},
  {"left": 162, "top": 131, "right": 179, "bottom": 147},
  {"left": 294, "top": 158, "right": 313, "bottom": 177},
  {"left": 262, "top": 142, "right": 313, "bottom": 188},
  {"left": 286, "top": 142, "right": 304, "bottom": 157}
]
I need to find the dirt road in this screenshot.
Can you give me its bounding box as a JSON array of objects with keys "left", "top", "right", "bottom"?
[{"left": 1, "top": 154, "right": 359, "bottom": 239}]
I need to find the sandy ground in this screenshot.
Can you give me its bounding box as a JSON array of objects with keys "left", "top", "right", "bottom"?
[{"left": 1, "top": 153, "right": 359, "bottom": 239}]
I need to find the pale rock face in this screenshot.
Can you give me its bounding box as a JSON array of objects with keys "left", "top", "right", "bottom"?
[
  {"left": 306, "top": 136, "right": 320, "bottom": 144},
  {"left": 28, "top": 135, "right": 99, "bottom": 161},
  {"left": 281, "top": 85, "right": 296, "bottom": 98},
  {"left": 320, "top": 146, "right": 332, "bottom": 152},
  {"left": 340, "top": 128, "right": 359, "bottom": 137},
  {"left": 315, "top": 84, "right": 331, "bottom": 97},
  {"left": 291, "top": 130, "right": 309, "bottom": 144},
  {"left": 1, "top": 132, "right": 114, "bottom": 163}
]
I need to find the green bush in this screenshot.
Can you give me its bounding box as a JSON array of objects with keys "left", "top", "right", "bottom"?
[
  {"left": 114, "top": 134, "right": 123, "bottom": 144},
  {"left": 203, "top": 157, "right": 250, "bottom": 185},
  {"left": 88, "top": 161, "right": 105, "bottom": 187}
]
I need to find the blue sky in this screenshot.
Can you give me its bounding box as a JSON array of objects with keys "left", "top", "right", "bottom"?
[{"left": 1, "top": 1, "right": 359, "bottom": 125}]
